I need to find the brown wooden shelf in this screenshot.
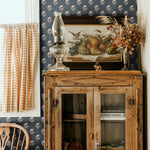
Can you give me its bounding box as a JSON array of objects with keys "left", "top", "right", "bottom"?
[
  {"left": 44, "top": 70, "right": 142, "bottom": 76},
  {"left": 63, "top": 120, "right": 86, "bottom": 122},
  {"left": 63, "top": 114, "right": 86, "bottom": 120},
  {"left": 101, "top": 147, "right": 124, "bottom": 150}
]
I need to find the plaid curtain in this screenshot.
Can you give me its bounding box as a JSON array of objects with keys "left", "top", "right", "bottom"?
[{"left": 0, "top": 23, "right": 39, "bottom": 112}]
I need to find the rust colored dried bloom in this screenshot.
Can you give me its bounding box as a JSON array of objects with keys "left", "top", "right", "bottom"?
[{"left": 107, "top": 16, "right": 144, "bottom": 54}]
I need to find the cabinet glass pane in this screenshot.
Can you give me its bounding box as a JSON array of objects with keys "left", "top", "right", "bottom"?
[
  {"left": 62, "top": 94, "right": 86, "bottom": 150},
  {"left": 62, "top": 122, "right": 86, "bottom": 150},
  {"left": 101, "top": 94, "right": 125, "bottom": 113},
  {"left": 101, "top": 94, "right": 125, "bottom": 149},
  {"left": 101, "top": 120, "right": 125, "bottom": 149},
  {"left": 62, "top": 94, "right": 86, "bottom": 114}
]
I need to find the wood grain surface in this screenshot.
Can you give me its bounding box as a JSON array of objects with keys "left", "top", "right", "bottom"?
[{"left": 44, "top": 71, "right": 143, "bottom": 150}]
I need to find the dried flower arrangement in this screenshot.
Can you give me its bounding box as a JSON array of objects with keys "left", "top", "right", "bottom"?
[
  {"left": 107, "top": 16, "right": 145, "bottom": 54},
  {"left": 94, "top": 16, "right": 145, "bottom": 71}
]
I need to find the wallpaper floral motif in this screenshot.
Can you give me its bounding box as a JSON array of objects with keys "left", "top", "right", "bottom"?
[{"left": 0, "top": 0, "right": 137, "bottom": 150}]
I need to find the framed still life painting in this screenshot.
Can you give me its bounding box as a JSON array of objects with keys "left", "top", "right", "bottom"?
[{"left": 62, "top": 16, "right": 124, "bottom": 70}]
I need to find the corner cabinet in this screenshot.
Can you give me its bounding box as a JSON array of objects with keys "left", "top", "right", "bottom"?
[{"left": 44, "top": 71, "right": 143, "bottom": 150}]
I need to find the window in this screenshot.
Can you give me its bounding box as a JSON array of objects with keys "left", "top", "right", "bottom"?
[
  {"left": 0, "top": 0, "right": 40, "bottom": 117},
  {"left": 0, "top": 0, "right": 25, "bottom": 24}
]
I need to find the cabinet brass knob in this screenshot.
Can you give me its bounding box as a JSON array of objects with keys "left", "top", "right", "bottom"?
[
  {"left": 89, "top": 133, "right": 94, "bottom": 139},
  {"left": 51, "top": 99, "right": 58, "bottom": 107},
  {"left": 129, "top": 99, "right": 136, "bottom": 105}
]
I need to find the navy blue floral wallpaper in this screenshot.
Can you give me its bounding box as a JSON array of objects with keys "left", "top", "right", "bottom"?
[{"left": 0, "top": 0, "right": 137, "bottom": 150}]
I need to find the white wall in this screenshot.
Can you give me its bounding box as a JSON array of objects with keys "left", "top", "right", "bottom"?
[{"left": 137, "top": 0, "right": 150, "bottom": 149}]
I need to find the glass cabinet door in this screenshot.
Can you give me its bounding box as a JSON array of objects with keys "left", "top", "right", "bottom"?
[
  {"left": 55, "top": 87, "right": 94, "bottom": 150},
  {"left": 94, "top": 87, "right": 133, "bottom": 150}
]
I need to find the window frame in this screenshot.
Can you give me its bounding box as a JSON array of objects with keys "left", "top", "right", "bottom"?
[{"left": 0, "top": 0, "right": 40, "bottom": 117}]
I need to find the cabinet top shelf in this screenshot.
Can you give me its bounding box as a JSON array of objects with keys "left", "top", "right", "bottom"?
[{"left": 43, "top": 70, "right": 143, "bottom": 76}]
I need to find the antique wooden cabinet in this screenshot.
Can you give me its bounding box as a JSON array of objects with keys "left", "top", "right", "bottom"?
[{"left": 44, "top": 71, "right": 143, "bottom": 150}]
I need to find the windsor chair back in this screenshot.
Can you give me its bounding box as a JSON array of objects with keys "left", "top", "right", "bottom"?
[{"left": 0, "top": 123, "right": 30, "bottom": 150}]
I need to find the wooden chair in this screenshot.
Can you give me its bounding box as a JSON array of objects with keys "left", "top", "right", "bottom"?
[{"left": 0, "top": 123, "right": 30, "bottom": 150}]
